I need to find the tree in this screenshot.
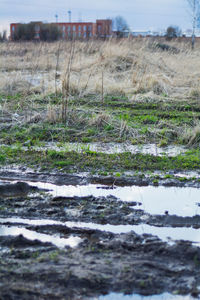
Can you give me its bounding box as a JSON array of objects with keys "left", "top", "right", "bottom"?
[
  {"left": 0, "top": 30, "right": 7, "bottom": 42},
  {"left": 187, "top": 0, "right": 200, "bottom": 49},
  {"left": 13, "top": 23, "right": 35, "bottom": 41},
  {"left": 165, "top": 26, "right": 182, "bottom": 40},
  {"left": 13, "top": 23, "right": 61, "bottom": 41},
  {"left": 40, "top": 24, "right": 61, "bottom": 41},
  {"left": 2, "top": 30, "right": 7, "bottom": 41},
  {"left": 113, "top": 16, "right": 129, "bottom": 38}
]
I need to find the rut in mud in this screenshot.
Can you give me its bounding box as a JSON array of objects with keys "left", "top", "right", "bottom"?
[{"left": 0, "top": 170, "right": 200, "bottom": 299}]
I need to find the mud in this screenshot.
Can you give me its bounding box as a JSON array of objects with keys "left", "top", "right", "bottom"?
[
  {"left": 1, "top": 170, "right": 200, "bottom": 299},
  {"left": 0, "top": 168, "right": 200, "bottom": 188},
  {"left": 0, "top": 181, "right": 38, "bottom": 197}
]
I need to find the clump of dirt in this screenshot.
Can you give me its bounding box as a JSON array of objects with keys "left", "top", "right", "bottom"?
[{"left": 0, "top": 181, "right": 38, "bottom": 197}]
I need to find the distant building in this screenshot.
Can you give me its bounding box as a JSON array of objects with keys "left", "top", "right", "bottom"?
[
  {"left": 182, "top": 29, "right": 200, "bottom": 37},
  {"left": 112, "top": 29, "right": 130, "bottom": 38},
  {"left": 132, "top": 30, "right": 152, "bottom": 37},
  {"left": 131, "top": 29, "right": 166, "bottom": 37},
  {"left": 10, "top": 19, "right": 112, "bottom": 40}
]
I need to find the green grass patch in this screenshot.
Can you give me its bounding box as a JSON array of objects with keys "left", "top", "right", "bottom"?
[{"left": 0, "top": 146, "right": 199, "bottom": 173}]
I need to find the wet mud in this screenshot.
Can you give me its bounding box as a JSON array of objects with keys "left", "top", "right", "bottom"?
[
  {"left": 1, "top": 169, "right": 200, "bottom": 299},
  {"left": 0, "top": 168, "right": 200, "bottom": 188}
]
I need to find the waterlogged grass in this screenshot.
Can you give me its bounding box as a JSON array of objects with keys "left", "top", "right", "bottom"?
[
  {"left": 0, "top": 146, "right": 199, "bottom": 173},
  {"left": 1, "top": 93, "right": 200, "bottom": 147}
]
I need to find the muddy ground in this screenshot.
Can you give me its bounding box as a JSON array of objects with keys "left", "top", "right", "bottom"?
[
  {"left": 0, "top": 169, "right": 200, "bottom": 299},
  {"left": 2, "top": 40, "right": 200, "bottom": 300}
]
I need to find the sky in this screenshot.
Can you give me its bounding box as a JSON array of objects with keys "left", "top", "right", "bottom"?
[{"left": 0, "top": 0, "right": 192, "bottom": 34}]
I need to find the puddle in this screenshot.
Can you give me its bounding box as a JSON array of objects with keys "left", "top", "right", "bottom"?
[
  {"left": 1, "top": 177, "right": 200, "bottom": 216},
  {"left": 1, "top": 217, "right": 200, "bottom": 246},
  {"left": 3, "top": 142, "right": 186, "bottom": 157},
  {"left": 173, "top": 172, "right": 200, "bottom": 178},
  {"left": 1, "top": 178, "right": 200, "bottom": 217},
  {"left": 1, "top": 179, "right": 200, "bottom": 247},
  {"left": 0, "top": 225, "right": 82, "bottom": 248},
  {"left": 23, "top": 181, "right": 200, "bottom": 217},
  {"left": 98, "top": 292, "right": 196, "bottom": 300},
  {"left": 42, "top": 221, "right": 200, "bottom": 246},
  {"left": 0, "top": 70, "right": 53, "bottom": 88},
  {"left": 31, "top": 142, "right": 186, "bottom": 157}
]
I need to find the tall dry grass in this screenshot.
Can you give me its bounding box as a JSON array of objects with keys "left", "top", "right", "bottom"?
[{"left": 1, "top": 38, "right": 200, "bottom": 99}]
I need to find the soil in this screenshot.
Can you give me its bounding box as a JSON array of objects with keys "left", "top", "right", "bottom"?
[{"left": 0, "top": 169, "right": 200, "bottom": 299}]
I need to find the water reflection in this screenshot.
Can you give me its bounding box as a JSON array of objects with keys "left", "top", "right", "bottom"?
[
  {"left": 26, "top": 182, "right": 200, "bottom": 217},
  {"left": 0, "top": 225, "right": 82, "bottom": 248},
  {"left": 33, "top": 142, "right": 186, "bottom": 157},
  {"left": 0, "top": 218, "right": 200, "bottom": 246},
  {"left": 98, "top": 292, "right": 196, "bottom": 300}
]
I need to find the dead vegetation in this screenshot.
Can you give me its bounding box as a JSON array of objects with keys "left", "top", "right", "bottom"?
[
  {"left": 0, "top": 38, "right": 200, "bottom": 99},
  {"left": 1, "top": 38, "right": 200, "bottom": 147},
  {"left": 182, "top": 121, "right": 200, "bottom": 146}
]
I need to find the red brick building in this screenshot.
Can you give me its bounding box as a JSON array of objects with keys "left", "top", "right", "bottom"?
[{"left": 10, "top": 19, "right": 112, "bottom": 40}]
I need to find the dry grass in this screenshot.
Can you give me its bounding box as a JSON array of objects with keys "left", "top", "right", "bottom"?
[
  {"left": 182, "top": 121, "right": 200, "bottom": 146},
  {"left": 1, "top": 38, "right": 200, "bottom": 99},
  {"left": 89, "top": 112, "right": 111, "bottom": 127}
]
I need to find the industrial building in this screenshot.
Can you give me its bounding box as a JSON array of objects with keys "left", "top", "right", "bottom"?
[{"left": 10, "top": 19, "right": 112, "bottom": 40}]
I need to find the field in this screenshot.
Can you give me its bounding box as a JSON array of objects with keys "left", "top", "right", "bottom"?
[
  {"left": 1, "top": 38, "right": 200, "bottom": 148},
  {"left": 1, "top": 38, "right": 200, "bottom": 300}
]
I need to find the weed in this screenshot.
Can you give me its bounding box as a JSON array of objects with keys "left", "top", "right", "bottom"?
[
  {"left": 0, "top": 153, "right": 6, "bottom": 163},
  {"left": 190, "top": 89, "right": 200, "bottom": 99},
  {"left": 115, "top": 172, "right": 121, "bottom": 177},
  {"left": 178, "top": 177, "right": 187, "bottom": 182},
  {"left": 164, "top": 174, "right": 173, "bottom": 179},
  {"left": 98, "top": 171, "right": 108, "bottom": 176},
  {"left": 139, "top": 280, "right": 146, "bottom": 288},
  {"left": 54, "top": 160, "right": 73, "bottom": 167},
  {"left": 153, "top": 179, "right": 159, "bottom": 186},
  {"left": 32, "top": 251, "right": 40, "bottom": 259},
  {"left": 49, "top": 250, "right": 60, "bottom": 262},
  {"left": 158, "top": 139, "right": 168, "bottom": 147},
  {"left": 194, "top": 254, "right": 200, "bottom": 267}
]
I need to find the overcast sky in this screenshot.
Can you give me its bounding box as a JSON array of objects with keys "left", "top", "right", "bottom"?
[{"left": 0, "top": 0, "right": 192, "bottom": 33}]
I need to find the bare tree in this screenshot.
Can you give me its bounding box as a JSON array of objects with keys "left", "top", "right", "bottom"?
[
  {"left": 0, "top": 30, "right": 7, "bottom": 42},
  {"left": 166, "top": 26, "right": 182, "bottom": 40},
  {"left": 113, "top": 16, "right": 129, "bottom": 38},
  {"left": 187, "top": 0, "right": 200, "bottom": 49}
]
